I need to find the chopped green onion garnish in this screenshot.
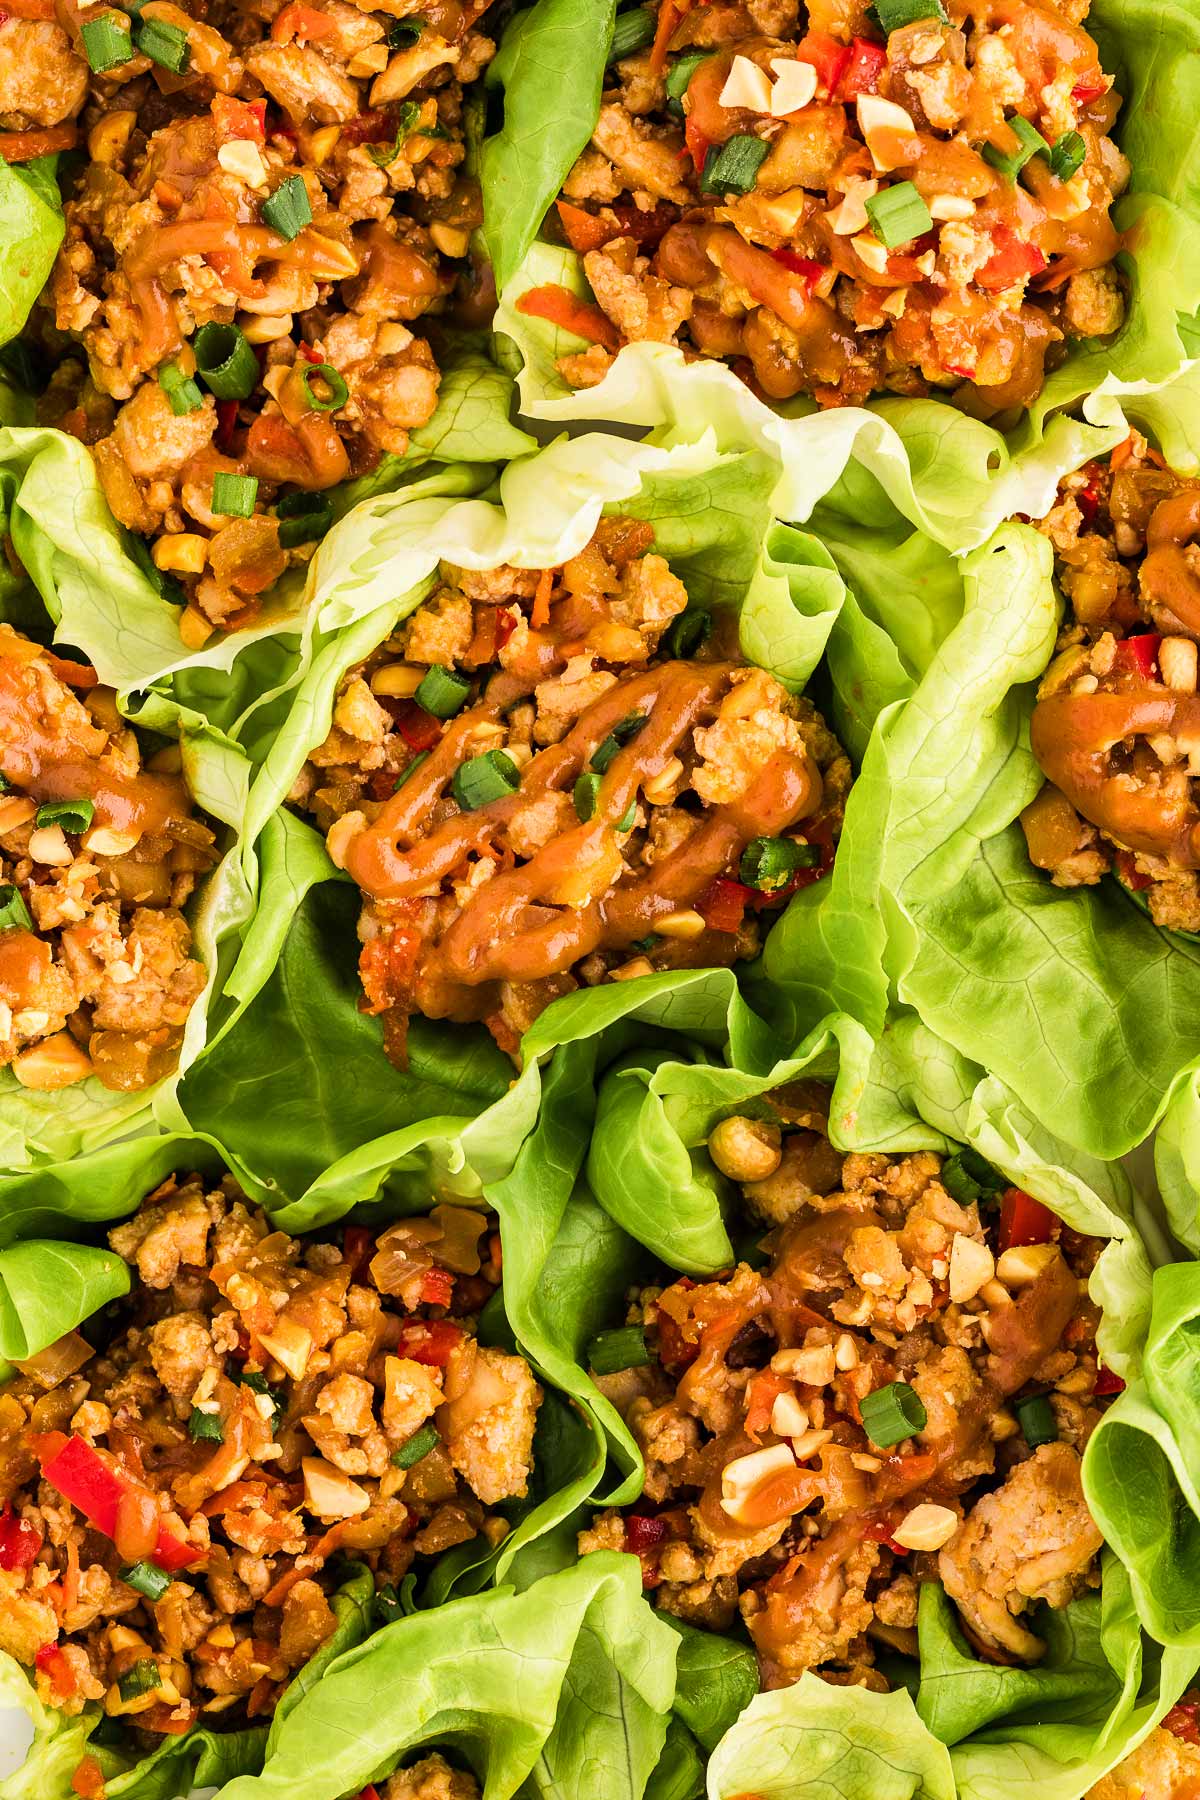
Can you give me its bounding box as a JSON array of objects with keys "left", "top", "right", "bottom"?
[
  {"left": 188, "top": 1407, "right": 224, "bottom": 1443},
  {"left": 157, "top": 361, "right": 203, "bottom": 417},
  {"left": 588, "top": 1326, "right": 652, "bottom": 1376},
  {"left": 860, "top": 1380, "right": 927, "bottom": 1447},
  {"left": 366, "top": 101, "right": 421, "bottom": 167},
  {"left": 1049, "top": 130, "right": 1086, "bottom": 182},
  {"left": 120, "top": 1560, "right": 171, "bottom": 1602},
  {"left": 276, "top": 490, "right": 333, "bottom": 547},
  {"left": 700, "top": 133, "right": 770, "bottom": 197},
  {"left": 192, "top": 323, "right": 258, "bottom": 401},
  {"left": 665, "top": 50, "right": 711, "bottom": 109},
  {"left": 298, "top": 362, "right": 349, "bottom": 413},
  {"left": 940, "top": 1147, "right": 1006, "bottom": 1206},
  {"left": 574, "top": 772, "right": 601, "bottom": 821},
  {"left": 81, "top": 13, "right": 132, "bottom": 72},
  {"left": 0, "top": 885, "right": 33, "bottom": 932},
  {"left": 982, "top": 114, "right": 1050, "bottom": 181},
  {"left": 661, "top": 608, "right": 710, "bottom": 658},
  {"left": 211, "top": 471, "right": 259, "bottom": 519},
  {"left": 118, "top": 1659, "right": 161, "bottom": 1700},
  {"left": 864, "top": 180, "right": 932, "bottom": 248},
  {"left": 608, "top": 3, "right": 655, "bottom": 59},
  {"left": 392, "top": 1422, "right": 440, "bottom": 1469},
  {"left": 452, "top": 750, "right": 520, "bottom": 809},
  {"left": 395, "top": 752, "right": 429, "bottom": 791},
  {"left": 414, "top": 666, "right": 470, "bottom": 720},
  {"left": 615, "top": 799, "right": 637, "bottom": 831},
  {"left": 591, "top": 713, "right": 646, "bottom": 774},
  {"left": 129, "top": 533, "right": 185, "bottom": 608},
  {"left": 262, "top": 174, "right": 312, "bottom": 241},
  {"left": 134, "top": 14, "right": 189, "bottom": 71},
  {"left": 1015, "top": 1393, "right": 1058, "bottom": 1449},
  {"left": 740, "top": 836, "right": 819, "bottom": 891},
  {"left": 632, "top": 933, "right": 658, "bottom": 952},
  {"left": 239, "top": 1368, "right": 284, "bottom": 1425},
  {"left": 388, "top": 17, "right": 423, "bottom": 47},
  {"left": 873, "top": 0, "right": 946, "bottom": 26},
  {"left": 35, "top": 799, "right": 95, "bottom": 834},
  {"left": 0, "top": 775, "right": 10, "bottom": 792}
]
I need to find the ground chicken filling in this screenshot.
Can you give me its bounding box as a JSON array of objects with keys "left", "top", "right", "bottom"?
[
  {"left": 528, "top": 0, "right": 1128, "bottom": 412},
  {"left": 293, "top": 516, "right": 851, "bottom": 1062},
  {"left": 0, "top": 1173, "right": 540, "bottom": 1752},
  {"left": 1088, "top": 1696, "right": 1200, "bottom": 1800},
  {"left": 0, "top": 625, "right": 215, "bottom": 1093},
  {"left": 579, "top": 1082, "right": 1121, "bottom": 1690},
  {"left": 3, "top": 0, "right": 497, "bottom": 644},
  {"left": 1020, "top": 431, "right": 1200, "bottom": 933}
]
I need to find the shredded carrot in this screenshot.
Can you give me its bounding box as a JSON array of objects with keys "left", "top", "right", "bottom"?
[
  {"left": 514, "top": 285, "right": 620, "bottom": 351},
  {"left": 4, "top": 0, "right": 56, "bottom": 18},
  {"left": 46, "top": 653, "right": 98, "bottom": 690},
  {"left": 744, "top": 1370, "right": 791, "bottom": 1443},
  {"left": 0, "top": 124, "right": 77, "bottom": 162},
  {"left": 70, "top": 1756, "right": 106, "bottom": 1800},
  {"left": 531, "top": 567, "right": 554, "bottom": 629},
  {"left": 270, "top": 1, "right": 334, "bottom": 40},
  {"left": 554, "top": 199, "right": 618, "bottom": 256},
  {"left": 1110, "top": 434, "right": 1136, "bottom": 470},
  {"left": 650, "top": 0, "right": 690, "bottom": 73}
]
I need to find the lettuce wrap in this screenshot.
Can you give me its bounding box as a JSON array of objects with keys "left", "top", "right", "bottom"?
[{"left": 484, "top": 0, "right": 1200, "bottom": 474}]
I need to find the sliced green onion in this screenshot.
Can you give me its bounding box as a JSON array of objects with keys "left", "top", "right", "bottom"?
[
  {"left": 940, "top": 1147, "right": 1006, "bottom": 1206},
  {"left": 157, "top": 361, "right": 203, "bottom": 417},
  {"left": 128, "top": 533, "right": 185, "bottom": 608},
  {"left": 661, "top": 608, "right": 710, "bottom": 658},
  {"left": 982, "top": 114, "right": 1050, "bottom": 181},
  {"left": 453, "top": 750, "right": 520, "bottom": 809},
  {"left": 276, "top": 491, "right": 333, "bottom": 548},
  {"left": 118, "top": 1659, "right": 161, "bottom": 1701},
  {"left": 394, "top": 752, "right": 429, "bottom": 791},
  {"left": 0, "top": 885, "right": 33, "bottom": 932},
  {"left": 608, "top": 3, "right": 655, "bottom": 60},
  {"left": 700, "top": 133, "right": 770, "bottom": 197},
  {"left": 588, "top": 1325, "right": 652, "bottom": 1375},
  {"left": 299, "top": 362, "right": 349, "bottom": 413},
  {"left": 366, "top": 101, "right": 422, "bottom": 167},
  {"left": 615, "top": 799, "right": 637, "bottom": 831},
  {"left": 665, "top": 49, "right": 712, "bottom": 109},
  {"left": 591, "top": 712, "right": 647, "bottom": 774},
  {"left": 81, "top": 13, "right": 132, "bottom": 72},
  {"left": 1049, "top": 130, "right": 1086, "bottom": 182},
  {"left": 574, "top": 772, "right": 601, "bottom": 821},
  {"left": 860, "top": 1380, "right": 927, "bottom": 1447},
  {"left": 0, "top": 774, "right": 10, "bottom": 793},
  {"left": 261, "top": 174, "right": 312, "bottom": 241},
  {"left": 1015, "top": 1393, "right": 1058, "bottom": 1449},
  {"left": 192, "top": 323, "right": 258, "bottom": 401},
  {"left": 211, "top": 471, "right": 259, "bottom": 519},
  {"left": 188, "top": 1407, "right": 224, "bottom": 1443},
  {"left": 874, "top": 0, "right": 946, "bottom": 26},
  {"left": 120, "top": 1560, "right": 170, "bottom": 1602},
  {"left": 134, "top": 14, "right": 189, "bottom": 71},
  {"left": 239, "top": 1368, "right": 283, "bottom": 1425},
  {"left": 35, "top": 798, "right": 95, "bottom": 834},
  {"left": 388, "top": 16, "right": 423, "bottom": 46},
  {"left": 740, "top": 836, "right": 819, "bottom": 892},
  {"left": 392, "top": 1422, "right": 440, "bottom": 1469},
  {"left": 632, "top": 933, "right": 658, "bottom": 952},
  {"left": 864, "top": 180, "right": 932, "bottom": 248},
  {"left": 414, "top": 666, "right": 470, "bottom": 720}
]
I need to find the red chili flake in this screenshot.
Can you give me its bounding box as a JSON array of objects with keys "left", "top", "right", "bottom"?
[
  {"left": 1094, "top": 1365, "right": 1126, "bottom": 1397},
  {"left": 625, "top": 1514, "right": 668, "bottom": 1554},
  {"left": 298, "top": 342, "right": 323, "bottom": 364},
  {"left": 1071, "top": 80, "right": 1107, "bottom": 103},
  {"left": 0, "top": 1504, "right": 41, "bottom": 1571},
  {"left": 215, "top": 399, "right": 240, "bottom": 453}
]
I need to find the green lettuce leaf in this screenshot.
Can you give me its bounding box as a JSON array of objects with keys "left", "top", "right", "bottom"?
[
  {"left": 0, "top": 1241, "right": 128, "bottom": 1360},
  {"left": 213, "top": 1553, "right": 678, "bottom": 1800},
  {"left": 0, "top": 157, "right": 62, "bottom": 349}
]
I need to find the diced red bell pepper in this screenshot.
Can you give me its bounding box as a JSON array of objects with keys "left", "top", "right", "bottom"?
[
  {"left": 515, "top": 285, "right": 620, "bottom": 350},
  {"left": 837, "top": 38, "right": 887, "bottom": 99},
  {"left": 37, "top": 1434, "right": 200, "bottom": 1572},
  {"left": 1071, "top": 79, "right": 1107, "bottom": 104},
  {"left": 699, "top": 876, "right": 755, "bottom": 934},
  {"left": 495, "top": 607, "right": 519, "bottom": 652},
  {"left": 684, "top": 116, "right": 710, "bottom": 172},
  {"left": 796, "top": 31, "right": 851, "bottom": 96},
  {"left": 270, "top": 2, "right": 334, "bottom": 42},
  {"left": 355, "top": 1788, "right": 382, "bottom": 1800},
  {"left": 211, "top": 95, "right": 266, "bottom": 142},
  {"left": 419, "top": 1267, "right": 455, "bottom": 1308},
  {"left": 771, "top": 249, "right": 826, "bottom": 290},
  {"left": 396, "top": 1320, "right": 464, "bottom": 1366},
  {"left": 36, "top": 1642, "right": 77, "bottom": 1697},
  {"left": 863, "top": 1517, "right": 908, "bottom": 1555},
  {"left": 976, "top": 227, "right": 1047, "bottom": 292},
  {"left": 1094, "top": 1365, "right": 1126, "bottom": 1397},
  {"left": 625, "top": 1514, "right": 668, "bottom": 1554},
  {"left": 1114, "top": 849, "right": 1152, "bottom": 893},
  {"left": 215, "top": 399, "right": 240, "bottom": 454},
  {"left": 343, "top": 1226, "right": 374, "bottom": 1284},
  {"left": 1112, "top": 633, "right": 1161, "bottom": 680},
  {"left": 1163, "top": 1698, "right": 1200, "bottom": 1746},
  {"left": 612, "top": 200, "right": 676, "bottom": 252},
  {"left": 388, "top": 700, "right": 442, "bottom": 752},
  {"left": 0, "top": 1504, "right": 42, "bottom": 1571},
  {"left": 71, "top": 1756, "right": 106, "bottom": 1800},
  {"left": 997, "top": 1188, "right": 1055, "bottom": 1253}
]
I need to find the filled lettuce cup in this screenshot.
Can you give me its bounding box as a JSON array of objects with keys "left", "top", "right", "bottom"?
[{"left": 0, "top": 1164, "right": 563, "bottom": 1797}]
